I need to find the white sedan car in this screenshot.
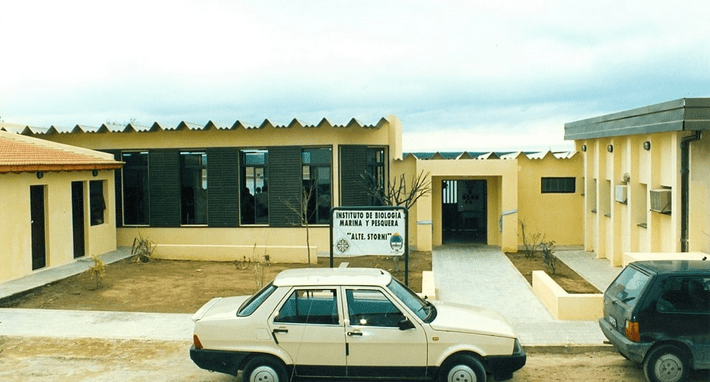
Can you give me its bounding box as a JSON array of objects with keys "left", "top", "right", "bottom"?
[{"left": 190, "top": 267, "right": 525, "bottom": 382}]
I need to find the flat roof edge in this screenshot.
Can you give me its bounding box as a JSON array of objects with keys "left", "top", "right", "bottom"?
[{"left": 564, "top": 98, "right": 710, "bottom": 140}]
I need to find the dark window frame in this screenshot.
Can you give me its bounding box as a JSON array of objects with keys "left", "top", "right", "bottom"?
[
  {"left": 120, "top": 151, "right": 150, "bottom": 226},
  {"left": 180, "top": 151, "right": 208, "bottom": 225},
  {"left": 240, "top": 149, "right": 269, "bottom": 225},
  {"left": 302, "top": 147, "right": 332, "bottom": 225},
  {"left": 541, "top": 177, "right": 576, "bottom": 194},
  {"left": 89, "top": 180, "right": 106, "bottom": 226}
]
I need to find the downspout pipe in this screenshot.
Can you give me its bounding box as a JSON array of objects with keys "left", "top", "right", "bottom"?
[{"left": 680, "top": 130, "right": 702, "bottom": 252}]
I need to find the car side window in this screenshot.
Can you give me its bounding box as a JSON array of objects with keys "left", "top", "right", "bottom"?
[
  {"left": 274, "top": 289, "right": 339, "bottom": 325},
  {"left": 657, "top": 277, "right": 710, "bottom": 313},
  {"left": 346, "top": 289, "right": 405, "bottom": 328}
]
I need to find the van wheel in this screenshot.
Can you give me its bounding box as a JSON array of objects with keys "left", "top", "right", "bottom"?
[
  {"left": 439, "top": 354, "right": 486, "bottom": 382},
  {"left": 242, "top": 355, "right": 288, "bottom": 382},
  {"left": 643, "top": 344, "right": 689, "bottom": 382}
]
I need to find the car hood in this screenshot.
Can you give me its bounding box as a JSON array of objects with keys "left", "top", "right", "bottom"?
[
  {"left": 429, "top": 300, "right": 516, "bottom": 338},
  {"left": 192, "top": 296, "right": 250, "bottom": 322}
]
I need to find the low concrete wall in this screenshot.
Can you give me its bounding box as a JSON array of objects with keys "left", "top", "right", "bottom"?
[
  {"left": 154, "top": 244, "right": 318, "bottom": 264},
  {"left": 622, "top": 252, "right": 709, "bottom": 266},
  {"left": 532, "top": 270, "right": 602, "bottom": 321},
  {"left": 421, "top": 271, "right": 436, "bottom": 299}
]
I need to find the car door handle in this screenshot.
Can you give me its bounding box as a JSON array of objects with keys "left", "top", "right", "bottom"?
[
  {"left": 347, "top": 330, "right": 362, "bottom": 336},
  {"left": 273, "top": 328, "right": 288, "bottom": 334}
]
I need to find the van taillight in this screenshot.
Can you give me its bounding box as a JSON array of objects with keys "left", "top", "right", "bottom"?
[
  {"left": 193, "top": 335, "right": 204, "bottom": 349},
  {"left": 625, "top": 320, "right": 639, "bottom": 342}
]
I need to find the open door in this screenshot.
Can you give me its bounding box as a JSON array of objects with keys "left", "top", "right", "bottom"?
[
  {"left": 72, "top": 181, "right": 86, "bottom": 258},
  {"left": 30, "top": 185, "right": 47, "bottom": 270},
  {"left": 442, "top": 180, "right": 487, "bottom": 244}
]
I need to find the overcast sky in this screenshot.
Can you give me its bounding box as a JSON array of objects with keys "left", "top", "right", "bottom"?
[{"left": 2, "top": 0, "right": 709, "bottom": 152}]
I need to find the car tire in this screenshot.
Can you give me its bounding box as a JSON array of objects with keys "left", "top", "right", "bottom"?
[
  {"left": 242, "top": 355, "right": 289, "bottom": 382},
  {"left": 643, "top": 344, "right": 690, "bottom": 382},
  {"left": 439, "top": 354, "right": 487, "bottom": 382}
]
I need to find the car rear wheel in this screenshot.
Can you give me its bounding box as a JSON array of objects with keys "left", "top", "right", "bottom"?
[
  {"left": 643, "top": 344, "right": 690, "bottom": 382},
  {"left": 439, "top": 354, "right": 487, "bottom": 382},
  {"left": 242, "top": 355, "right": 288, "bottom": 382}
]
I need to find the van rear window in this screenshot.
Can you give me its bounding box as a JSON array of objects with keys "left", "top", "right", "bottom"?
[{"left": 607, "top": 267, "right": 650, "bottom": 307}]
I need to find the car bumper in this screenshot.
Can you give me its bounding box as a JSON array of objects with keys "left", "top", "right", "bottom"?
[
  {"left": 189, "top": 345, "right": 248, "bottom": 376},
  {"left": 598, "top": 318, "right": 651, "bottom": 364},
  {"left": 486, "top": 341, "right": 527, "bottom": 381}
]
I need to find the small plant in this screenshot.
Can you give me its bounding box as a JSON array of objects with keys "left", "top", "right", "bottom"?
[
  {"left": 541, "top": 240, "right": 557, "bottom": 275},
  {"left": 131, "top": 234, "right": 155, "bottom": 263},
  {"left": 519, "top": 221, "right": 544, "bottom": 259},
  {"left": 85, "top": 254, "right": 106, "bottom": 289}
]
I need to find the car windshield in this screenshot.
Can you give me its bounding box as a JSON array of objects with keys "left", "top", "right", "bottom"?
[
  {"left": 607, "top": 267, "right": 650, "bottom": 307},
  {"left": 387, "top": 278, "right": 436, "bottom": 323},
  {"left": 237, "top": 282, "right": 276, "bottom": 317}
]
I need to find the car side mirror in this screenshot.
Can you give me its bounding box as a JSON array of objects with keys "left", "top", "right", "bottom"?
[{"left": 399, "top": 318, "right": 415, "bottom": 330}]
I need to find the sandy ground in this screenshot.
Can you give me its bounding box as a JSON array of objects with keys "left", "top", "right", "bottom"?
[
  {"left": 1, "top": 253, "right": 430, "bottom": 313},
  {"left": 1, "top": 336, "right": 685, "bottom": 382}
]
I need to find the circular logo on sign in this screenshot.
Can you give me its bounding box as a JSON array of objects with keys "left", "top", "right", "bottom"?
[
  {"left": 336, "top": 238, "right": 350, "bottom": 254},
  {"left": 390, "top": 232, "right": 403, "bottom": 253}
]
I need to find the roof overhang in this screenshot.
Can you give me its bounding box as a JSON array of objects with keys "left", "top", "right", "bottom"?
[
  {"left": 0, "top": 162, "right": 123, "bottom": 174},
  {"left": 564, "top": 98, "right": 710, "bottom": 141}
]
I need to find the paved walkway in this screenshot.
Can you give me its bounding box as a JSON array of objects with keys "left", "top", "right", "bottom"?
[
  {"left": 0, "top": 245, "right": 623, "bottom": 348},
  {"left": 0, "top": 247, "right": 132, "bottom": 302},
  {"left": 432, "top": 245, "right": 618, "bottom": 347}
]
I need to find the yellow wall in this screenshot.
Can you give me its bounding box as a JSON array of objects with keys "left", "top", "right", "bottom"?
[
  {"left": 516, "top": 152, "right": 584, "bottom": 246},
  {"left": 414, "top": 157, "right": 519, "bottom": 252},
  {"left": 690, "top": 133, "right": 710, "bottom": 253},
  {"left": 0, "top": 171, "right": 117, "bottom": 283},
  {"left": 576, "top": 131, "right": 704, "bottom": 266}
]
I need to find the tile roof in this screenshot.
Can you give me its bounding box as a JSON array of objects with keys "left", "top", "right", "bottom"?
[{"left": 0, "top": 130, "right": 122, "bottom": 173}]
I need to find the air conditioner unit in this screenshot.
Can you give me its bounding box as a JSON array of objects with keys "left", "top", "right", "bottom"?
[
  {"left": 615, "top": 185, "right": 628, "bottom": 204},
  {"left": 650, "top": 189, "right": 671, "bottom": 213}
]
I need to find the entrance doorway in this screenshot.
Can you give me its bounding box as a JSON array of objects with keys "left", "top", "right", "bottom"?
[
  {"left": 30, "top": 185, "right": 47, "bottom": 270},
  {"left": 442, "top": 180, "right": 487, "bottom": 243},
  {"left": 72, "top": 181, "right": 86, "bottom": 258}
]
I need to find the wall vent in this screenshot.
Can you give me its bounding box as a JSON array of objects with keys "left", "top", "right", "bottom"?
[{"left": 650, "top": 189, "right": 671, "bottom": 213}]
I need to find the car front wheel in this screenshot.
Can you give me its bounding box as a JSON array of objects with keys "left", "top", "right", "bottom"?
[
  {"left": 643, "top": 344, "right": 690, "bottom": 382},
  {"left": 439, "top": 354, "right": 487, "bottom": 382},
  {"left": 242, "top": 355, "right": 288, "bottom": 382}
]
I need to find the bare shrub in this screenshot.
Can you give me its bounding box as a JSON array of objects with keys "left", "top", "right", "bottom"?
[{"left": 85, "top": 254, "right": 106, "bottom": 289}]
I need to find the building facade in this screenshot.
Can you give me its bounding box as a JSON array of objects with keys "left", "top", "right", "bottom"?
[
  {"left": 565, "top": 98, "right": 710, "bottom": 266},
  {"left": 8, "top": 116, "right": 583, "bottom": 265},
  {"left": 0, "top": 129, "right": 122, "bottom": 283}
]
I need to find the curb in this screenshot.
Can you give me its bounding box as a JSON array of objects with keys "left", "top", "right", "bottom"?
[{"left": 523, "top": 344, "right": 615, "bottom": 354}]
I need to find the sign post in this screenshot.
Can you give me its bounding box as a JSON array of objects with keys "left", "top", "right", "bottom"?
[{"left": 330, "top": 206, "right": 409, "bottom": 284}]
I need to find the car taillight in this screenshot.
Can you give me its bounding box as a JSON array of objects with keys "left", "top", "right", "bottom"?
[
  {"left": 625, "top": 320, "right": 639, "bottom": 342},
  {"left": 193, "top": 334, "right": 204, "bottom": 349}
]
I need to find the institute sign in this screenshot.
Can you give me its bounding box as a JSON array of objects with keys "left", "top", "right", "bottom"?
[{"left": 330, "top": 207, "right": 407, "bottom": 257}]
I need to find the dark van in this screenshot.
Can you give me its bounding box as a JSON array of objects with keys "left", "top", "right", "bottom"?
[{"left": 599, "top": 260, "right": 710, "bottom": 382}]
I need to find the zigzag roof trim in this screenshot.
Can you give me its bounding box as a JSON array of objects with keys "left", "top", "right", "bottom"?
[{"left": 18, "top": 117, "right": 391, "bottom": 136}]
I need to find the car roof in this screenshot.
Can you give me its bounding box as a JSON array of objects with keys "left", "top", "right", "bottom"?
[
  {"left": 273, "top": 267, "right": 393, "bottom": 288},
  {"left": 631, "top": 259, "right": 710, "bottom": 275}
]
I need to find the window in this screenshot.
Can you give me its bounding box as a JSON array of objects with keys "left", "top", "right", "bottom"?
[
  {"left": 90, "top": 180, "right": 106, "bottom": 226},
  {"left": 240, "top": 149, "right": 268, "bottom": 225},
  {"left": 541, "top": 177, "right": 576, "bottom": 193},
  {"left": 346, "top": 289, "right": 405, "bottom": 328},
  {"left": 302, "top": 147, "right": 332, "bottom": 224},
  {"left": 238, "top": 283, "right": 277, "bottom": 317},
  {"left": 121, "top": 151, "right": 149, "bottom": 225},
  {"left": 366, "top": 147, "right": 386, "bottom": 206},
  {"left": 274, "top": 289, "right": 339, "bottom": 325},
  {"left": 180, "top": 151, "right": 208, "bottom": 225},
  {"left": 657, "top": 277, "right": 710, "bottom": 313}
]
